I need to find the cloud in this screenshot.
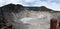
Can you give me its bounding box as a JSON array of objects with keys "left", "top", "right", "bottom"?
[
  {"left": 22, "top": 0, "right": 60, "bottom": 11},
  {"left": 0, "top": 0, "right": 23, "bottom": 6},
  {"left": 32, "top": 1, "right": 60, "bottom": 11},
  {"left": 0, "top": 0, "right": 60, "bottom": 11},
  {"left": 23, "top": 0, "right": 35, "bottom": 3}
]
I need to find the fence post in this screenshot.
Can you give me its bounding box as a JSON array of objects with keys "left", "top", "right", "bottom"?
[{"left": 50, "top": 18, "right": 57, "bottom": 29}]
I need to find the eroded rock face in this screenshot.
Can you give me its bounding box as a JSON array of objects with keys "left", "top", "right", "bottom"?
[
  {"left": 2, "top": 8, "right": 60, "bottom": 29},
  {"left": 7, "top": 10, "right": 52, "bottom": 29},
  {"left": 21, "top": 11, "right": 51, "bottom": 29},
  {"left": 2, "top": 7, "right": 60, "bottom": 29}
]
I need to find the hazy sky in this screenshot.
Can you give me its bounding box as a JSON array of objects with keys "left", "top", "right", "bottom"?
[{"left": 0, "top": 0, "right": 60, "bottom": 11}]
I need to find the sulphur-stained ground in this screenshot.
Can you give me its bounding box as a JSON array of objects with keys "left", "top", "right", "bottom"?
[
  {"left": 3, "top": 9, "right": 60, "bottom": 29},
  {"left": 7, "top": 10, "right": 52, "bottom": 29}
]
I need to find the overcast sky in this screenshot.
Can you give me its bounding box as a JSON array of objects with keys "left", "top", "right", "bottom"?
[{"left": 0, "top": 0, "right": 60, "bottom": 11}]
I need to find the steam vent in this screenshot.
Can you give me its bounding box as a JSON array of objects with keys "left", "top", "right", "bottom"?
[{"left": 0, "top": 3, "right": 60, "bottom": 29}]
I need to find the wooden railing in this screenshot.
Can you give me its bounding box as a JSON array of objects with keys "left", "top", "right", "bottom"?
[{"left": 50, "top": 18, "right": 60, "bottom": 29}]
